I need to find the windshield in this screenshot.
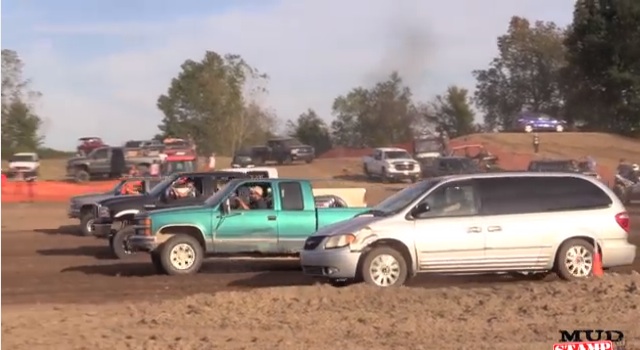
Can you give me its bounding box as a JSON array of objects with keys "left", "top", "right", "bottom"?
[
  {"left": 386, "top": 151, "right": 411, "bottom": 159},
  {"left": 414, "top": 139, "right": 442, "bottom": 153},
  {"left": 204, "top": 181, "right": 234, "bottom": 206},
  {"left": 10, "top": 155, "right": 35, "bottom": 162},
  {"left": 373, "top": 179, "right": 440, "bottom": 214}
]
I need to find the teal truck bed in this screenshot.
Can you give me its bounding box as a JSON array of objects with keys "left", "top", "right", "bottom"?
[{"left": 128, "top": 178, "right": 368, "bottom": 275}]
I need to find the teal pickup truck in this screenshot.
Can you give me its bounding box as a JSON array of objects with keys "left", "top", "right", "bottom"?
[{"left": 128, "top": 178, "right": 368, "bottom": 275}]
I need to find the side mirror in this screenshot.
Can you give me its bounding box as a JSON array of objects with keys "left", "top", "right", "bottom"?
[
  {"left": 221, "top": 198, "right": 231, "bottom": 215},
  {"left": 410, "top": 202, "right": 430, "bottom": 217}
]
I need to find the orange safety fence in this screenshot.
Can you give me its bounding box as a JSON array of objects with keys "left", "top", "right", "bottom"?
[{"left": 1, "top": 180, "right": 119, "bottom": 203}]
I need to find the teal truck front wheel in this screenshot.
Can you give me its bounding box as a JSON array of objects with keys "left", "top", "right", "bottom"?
[{"left": 160, "top": 235, "right": 204, "bottom": 275}]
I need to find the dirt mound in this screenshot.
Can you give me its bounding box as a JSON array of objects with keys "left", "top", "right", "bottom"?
[{"left": 3, "top": 273, "right": 639, "bottom": 350}]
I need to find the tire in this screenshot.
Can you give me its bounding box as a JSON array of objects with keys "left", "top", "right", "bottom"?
[
  {"left": 110, "top": 227, "right": 136, "bottom": 260},
  {"left": 151, "top": 251, "right": 166, "bottom": 274},
  {"left": 75, "top": 170, "right": 90, "bottom": 183},
  {"left": 524, "top": 125, "right": 533, "bottom": 133},
  {"left": 411, "top": 176, "right": 420, "bottom": 183},
  {"left": 361, "top": 246, "right": 408, "bottom": 287},
  {"left": 254, "top": 157, "right": 264, "bottom": 166},
  {"left": 80, "top": 213, "right": 95, "bottom": 236},
  {"left": 305, "top": 158, "right": 313, "bottom": 164},
  {"left": 555, "top": 125, "right": 564, "bottom": 132},
  {"left": 363, "top": 165, "right": 371, "bottom": 179},
  {"left": 159, "top": 234, "right": 204, "bottom": 276},
  {"left": 381, "top": 168, "right": 389, "bottom": 183},
  {"left": 555, "top": 238, "right": 595, "bottom": 280},
  {"left": 283, "top": 155, "right": 293, "bottom": 165}
]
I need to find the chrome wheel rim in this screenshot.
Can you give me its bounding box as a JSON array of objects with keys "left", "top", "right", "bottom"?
[
  {"left": 86, "top": 218, "right": 94, "bottom": 233},
  {"left": 564, "top": 245, "right": 593, "bottom": 277},
  {"left": 369, "top": 254, "right": 401, "bottom": 286},
  {"left": 170, "top": 243, "right": 196, "bottom": 270}
]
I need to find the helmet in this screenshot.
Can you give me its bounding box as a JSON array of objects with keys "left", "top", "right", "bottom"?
[{"left": 632, "top": 164, "right": 639, "bottom": 171}]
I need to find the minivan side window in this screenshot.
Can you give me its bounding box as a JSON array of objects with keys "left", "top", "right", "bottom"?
[
  {"left": 477, "top": 176, "right": 612, "bottom": 216},
  {"left": 415, "top": 181, "right": 478, "bottom": 219}
]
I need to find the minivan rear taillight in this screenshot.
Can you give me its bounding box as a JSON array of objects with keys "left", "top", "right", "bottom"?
[{"left": 615, "top": 212, "right": 630, "bottom": 233}]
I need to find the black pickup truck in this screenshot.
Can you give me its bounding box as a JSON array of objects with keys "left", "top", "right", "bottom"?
[
  {"left": 91, "top": 171, "right": 251, "bottom": 259},
  {"left": 250, "top": 137, "right": 315, "bottom": 165}
]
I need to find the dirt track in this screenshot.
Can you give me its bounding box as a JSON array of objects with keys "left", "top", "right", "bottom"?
[{"left": 2, "top": 202, "right": 640, "bottom": 349}]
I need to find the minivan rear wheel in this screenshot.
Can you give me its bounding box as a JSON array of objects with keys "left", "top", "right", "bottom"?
[
  {"left": 361, "top": 246, "right": 408, "bottom": 287},
  {"left": 555, "top": 238, "right": 595, "bottom": 280}
]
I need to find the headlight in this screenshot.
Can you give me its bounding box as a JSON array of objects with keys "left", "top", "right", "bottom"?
[
  {"left": 290, "top": 149, "right": 299, "bottom": 154},
  {"left": 324, "top": 234, "right": 356, "bottom": 249},
  {"left": 97, "top": 206, "right": 110, "bottom": 218}
]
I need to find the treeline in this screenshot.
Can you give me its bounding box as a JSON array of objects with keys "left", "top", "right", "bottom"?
[
  {"left": 4, "top": 0, "right": 638, "bottom": 158},
  {"left": 157, "top": 0, "right": 639, "bottom": 155}
]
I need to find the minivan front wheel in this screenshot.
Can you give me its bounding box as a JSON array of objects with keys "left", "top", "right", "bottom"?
[
  {"left": 361, "top": 247, "right": 408, "bottom": 287},
  {"left": 556, "top": 238, "right": 594, "bottom": 280}
]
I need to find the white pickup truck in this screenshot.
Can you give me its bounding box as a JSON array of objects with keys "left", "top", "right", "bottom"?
[{"left": 362, "top": 147, "right": 421, "bottom": 183}]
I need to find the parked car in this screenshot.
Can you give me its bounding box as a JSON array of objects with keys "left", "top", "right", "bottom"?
[
  {"left": 68, "top": 177, "right": 163, "bottom": 236},
  {"left": 230, "top": 148, "right": 259, "bottom": 168},
  {"left": 300, "top": 172, "right": 635, "bottom": 287},
  {"left": 66, "top": 147, "right": 161, "bottom": 183},
  {"left": 92, "top": 171, "right": 250, "bottom": 259},
  {"left": 7, "top": 152, "right": 39, "bottom": 179},
  {"left": 363, "top": 147, "right": 421, "bottom": 183},
  {"left": 513, "top": 112, "right": 567, "bottom": 133},
  {"left": 127, "top": 178, "right": 369, "bottom": 275},
  {"left": 250, "top": 138, "right": 315, "bottom": 165}
]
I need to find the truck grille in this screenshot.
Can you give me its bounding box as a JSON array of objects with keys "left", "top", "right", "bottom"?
[
  {"left": 394, "top": 163, "right": 415, "bottom": 171},
  {"left": 303, "top": 236, "right": 325, "bottom": 250}
]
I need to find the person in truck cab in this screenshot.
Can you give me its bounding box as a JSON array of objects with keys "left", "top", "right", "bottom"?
[{"left": 234, "top": 186, "right": 268, "bottom": 210}]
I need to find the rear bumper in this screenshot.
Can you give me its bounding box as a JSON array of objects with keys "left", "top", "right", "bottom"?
[{"left": 603, "top": 241, "right": 636, "bottom": 267}]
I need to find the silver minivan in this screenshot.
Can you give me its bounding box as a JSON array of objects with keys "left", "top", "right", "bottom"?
[{"left": 300, "top": 172, "right": 636, "bottom": 287}]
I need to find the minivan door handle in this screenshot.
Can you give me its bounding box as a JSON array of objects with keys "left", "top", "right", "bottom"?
[
  {"left": 267, "top": 215, "right": 277, "bottom": 221},
  {"left": 467, "top": 226, "right": 482, "bottom": 233},
  {"left": 487, "top": 226, "right": 502, "bottom": 232}
]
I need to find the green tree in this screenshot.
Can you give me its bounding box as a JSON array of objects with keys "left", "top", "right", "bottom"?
[
  {"left": 563, "top": 0, "right": 640, "bottom": 133},
  {"left": 156, "top": 51, "right": 274, "bottom": 155},
  {"left": 286, "top": 109, "right": 332, "bottom": 155},
  {"left": 331, "top": 72, "right": 416, "bottom": 147},
  {"left": 473, "top": 17, "right": 566, "bottom": 130},
  {"left": 1, "top": 49, "right": 43, "bottom": 157},
  {"left": 427, "top": 86, "right": 476, "bottom": 138}
]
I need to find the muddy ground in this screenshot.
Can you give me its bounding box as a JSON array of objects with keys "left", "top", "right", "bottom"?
[{"left": 2, "top": 203, "right": 640, "bottom": 350}]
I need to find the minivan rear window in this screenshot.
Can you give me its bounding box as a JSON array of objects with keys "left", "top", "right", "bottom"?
[{"left": 476, "top": 176, "right": 612, "bottom": 215}]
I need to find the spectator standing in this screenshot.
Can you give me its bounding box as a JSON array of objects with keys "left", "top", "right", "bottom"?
[
  {"left": 208, "top": 153, "right": 216, "bottom": 171},
  {"left": 532, "top": 133, "right": 540, "bottom": 153}
]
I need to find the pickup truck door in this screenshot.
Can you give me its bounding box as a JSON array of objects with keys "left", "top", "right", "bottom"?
[
  {"left": 275, "top": 181, "right": 316, "bottom": 253},
  {"left": 213, "top": 180, "right": 279, "bottom": 253},
  {"left": 92, "top": 148, "right": 110, "bottom": 174},
  {"left": 372, "top": 150, "right": 383, "bottom": 173}
]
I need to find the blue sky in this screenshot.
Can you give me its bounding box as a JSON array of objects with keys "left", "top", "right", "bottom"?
[{"left": 2, "top": 0, "right": 575, "bottom": 150}]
